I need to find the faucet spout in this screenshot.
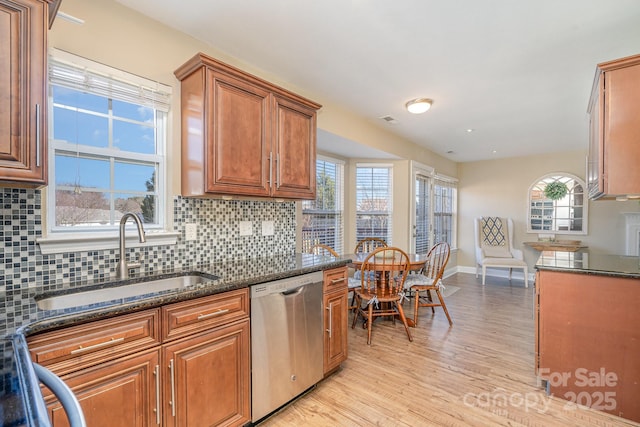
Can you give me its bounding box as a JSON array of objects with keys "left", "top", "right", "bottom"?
[{"left": 117, "top": 213, "right": 146, "bottom": 279}]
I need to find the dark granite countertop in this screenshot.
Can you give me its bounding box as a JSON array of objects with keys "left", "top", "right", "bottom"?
[
  {"left": 1, "top": 253, "right": 350, "bottom": 427},
  {"left": 535, "top": 250, "right": 640, "bottom": 279}
]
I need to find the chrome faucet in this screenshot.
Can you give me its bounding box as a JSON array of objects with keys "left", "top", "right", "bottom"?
[{"left": 117, "top": 213, "right": 146, "bottom": 279}]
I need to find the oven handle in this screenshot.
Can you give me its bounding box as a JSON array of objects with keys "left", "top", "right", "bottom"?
[{"left": 33, "top": 363, "right": 86, "bottom": 427}]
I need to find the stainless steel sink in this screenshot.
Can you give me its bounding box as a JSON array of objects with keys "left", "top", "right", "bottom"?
[{"left": 36, "top": 274, "right": 214, "bottom": 311}]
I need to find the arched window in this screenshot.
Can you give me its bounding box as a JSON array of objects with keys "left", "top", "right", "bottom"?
[{"left": 527, "top": 173, "right": 587, "bottom": 234}]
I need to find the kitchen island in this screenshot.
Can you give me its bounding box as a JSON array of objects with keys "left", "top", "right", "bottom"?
[
  {"left": 0, "top": 253, "right": 350, "bottom": 427},
  {"left": 535, "top": 251, "right": 640, "bottom": 423}
]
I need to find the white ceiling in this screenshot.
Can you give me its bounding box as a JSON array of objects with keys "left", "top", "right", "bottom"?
[{"left": 114, "top": 0, "right": 640, "bottom": 162}]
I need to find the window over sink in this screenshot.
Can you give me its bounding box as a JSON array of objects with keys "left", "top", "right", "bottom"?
[
  {"left": 527, "top": 173, "right": 587, "bottom": 235},
  {"left": 47, "top": 49, "right": 171, "bottom": 233}
]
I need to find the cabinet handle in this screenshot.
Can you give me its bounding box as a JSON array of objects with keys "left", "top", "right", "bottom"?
[
  {"left": 197, "top": 309, "right": 229, "bottom": 320},
  {"left": 269, "top": 152, "right": 273, "bottom": 186},
  {"left": 70, "top": 337, "right": 124, "bottom": 354},
  {"left": 325, "top": 303, "right": 332, "bottom": 338},
  {"left": 331, "top": 278, "right": 346, "bottom": 285},
  {"left": 153, "top": 365, "right": 161, "bottom": 425},
  {"left": 169, "top": 359, "right": 176, "bottom": 417},
  {"left": 35, "top": 104, "right": 41, "bottom": 167},
  {"left": 276, "top": 153, "right": 280, "bottom": 189}
]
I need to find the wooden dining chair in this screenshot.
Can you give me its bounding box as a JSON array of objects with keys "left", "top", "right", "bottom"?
[
  {"left": 351, "top": 246, "right": 413, "bottom": 345},
  {"left": 403, "top": 242, "right": 452, "bottom": 326},
  {"left": 309, "top": 243, "right": 339, "bottom": 257},
  {"left": 348, "top": 238, "right": 388, "bottom": 312}
]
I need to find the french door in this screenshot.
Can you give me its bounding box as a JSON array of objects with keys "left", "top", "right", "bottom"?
[{"left": 412, "top": 167, "right": 433, "bottom": 255}]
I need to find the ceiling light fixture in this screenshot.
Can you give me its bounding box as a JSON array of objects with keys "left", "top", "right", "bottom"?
[{"left": 405, "top": 98, "right": 433, "bottom": 114}]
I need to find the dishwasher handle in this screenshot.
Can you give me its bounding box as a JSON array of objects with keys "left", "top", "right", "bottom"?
[
  {"left": 33, "top": 363, "right": 86, "bottom": 427},
  {"left": 281, "top": 286, "right": 304, "bottom": 296}
]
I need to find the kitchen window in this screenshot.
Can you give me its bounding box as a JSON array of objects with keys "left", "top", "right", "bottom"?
[
  {"left": 302, "top": 156, "right": 344, "bottom": 253},
  {"left": 46, "top": 50, "right": 170, "bottom": 236},
  {"left": 356, "top": 164, "right": 393, "bottom": 244}
]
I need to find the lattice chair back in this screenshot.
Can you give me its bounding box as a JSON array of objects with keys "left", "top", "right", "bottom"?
[
  {"left": 360, "top": 247, "right": 409, "bottom": 299},
  {"left": 354, "top": 237, "right": 388, "bottom": 253}
]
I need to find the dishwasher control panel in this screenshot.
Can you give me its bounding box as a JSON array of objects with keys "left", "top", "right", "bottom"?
[{"left": 251, "top": 271, "right": 323, "bottom": 298}]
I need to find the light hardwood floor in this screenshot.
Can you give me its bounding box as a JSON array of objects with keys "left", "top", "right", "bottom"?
[{"left": 259, "top": 272, "right": 638, "bottom": 427}]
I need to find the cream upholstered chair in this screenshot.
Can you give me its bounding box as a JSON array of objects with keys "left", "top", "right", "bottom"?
[{"left": 474, "top": 217, "right": 528, "bottom": 287}]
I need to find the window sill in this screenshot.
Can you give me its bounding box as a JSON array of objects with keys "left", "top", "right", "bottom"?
[{"left": 37, "top": 230, "right": 180, "bottom": 255}]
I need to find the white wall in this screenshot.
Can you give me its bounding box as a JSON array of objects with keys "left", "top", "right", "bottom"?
[{"left": 458, "top": 149, "right": 639, "bottom": 272}]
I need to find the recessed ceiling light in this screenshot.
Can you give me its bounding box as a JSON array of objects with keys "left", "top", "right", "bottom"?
[
  {"left": 492, "top": 150, "right": 497, "bottom": 154},
  {"left": 466, "top": 128, "right": 474, "bottom": 133},
  {"left": 405, "top": 98, "right": 433, "bottom": 114}
]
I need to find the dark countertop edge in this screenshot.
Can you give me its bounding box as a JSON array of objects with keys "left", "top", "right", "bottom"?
[
  {"left": 9, "top": 335, "right": 51, "bottom": 427},
  {"left": 534, "top": 264, "right": 640, "bottom": 280},
  {"left": 19, "top": 258, "right": 351, "bottom": 338}
]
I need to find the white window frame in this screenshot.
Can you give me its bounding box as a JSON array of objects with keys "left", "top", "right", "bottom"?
[
  {"left": 38, "top": 49, "right": 177, "bottom": 254},
  {"left": 355, "top": 163, "right": 393, "bottom": 245},
  {"left": 301, "top": 155, "right": 345, "bottom": 254}
]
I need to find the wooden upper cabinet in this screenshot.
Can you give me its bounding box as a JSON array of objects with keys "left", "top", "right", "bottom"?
[
  {"left": 587, "top": 53, "right": 640, "bottom": 200},
  {"left": 272, "top": 95, "right": 316, "bottom": 199},
  {"left": 175, "top": 53, "right": 321, "bottom": 200},
  {"left": 0, "top": 0, "right": 56, "bottom": 187}
]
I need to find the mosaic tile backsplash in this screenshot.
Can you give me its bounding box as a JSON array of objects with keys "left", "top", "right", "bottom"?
[{"left": 0, "top": 188, "right": 296, "bottom": 335}]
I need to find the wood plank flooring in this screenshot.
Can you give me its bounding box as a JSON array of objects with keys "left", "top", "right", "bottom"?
[{"left": 259, "top": 272, "right": 638, "bottom": 427}]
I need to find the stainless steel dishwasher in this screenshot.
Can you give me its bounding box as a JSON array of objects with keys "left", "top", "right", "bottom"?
[{"left": 251, "top": 271, "right": 324, "bottom": 422}]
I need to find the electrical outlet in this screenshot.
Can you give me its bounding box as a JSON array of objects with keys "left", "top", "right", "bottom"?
[
  {"left": 185, "top": 223, "right": 197, "bottom": 241},
  {"left": 262, "top": 220, "right": 275, "bottom": 236},
  {"left": 239, "top": 221, "right": 253, "bottom": 236}
]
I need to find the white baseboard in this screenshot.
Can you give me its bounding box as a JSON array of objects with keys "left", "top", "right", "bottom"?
[{"left": 454, "top": 265, "right": 534, "bottom": 284}]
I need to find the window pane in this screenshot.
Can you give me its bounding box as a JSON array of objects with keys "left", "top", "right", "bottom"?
[
  {"left": 53, "top": 107, "right": 109, "bottom": 148},
  {"left": 356, "top": 166, "right": 392, "bottom": 243},
  {"left": 114, "top": 162, "right": 156, "bottom": 192},
  {"left": 53, "top": 85, "right": 108, "bottom": 114},
  {"left": 55, "top": 155, "right": 110, "bottom": 189},
  {"left": 114, "top": 193, "right": 145, "bottom": 219},
  {"left": 415, "top": 174, "right": 430, "bottom": 254},
  {"left": 55, "top": 190, "right": 110, "bottom": 227},
  {"left": 113, "top": 120, "right": 156, "bottom": 154},
  {"left": 302, "top": 159, "right": 343, "bottom": 253},
  {"left": 112, "top": 99, "right": 154, "bottom": 122}
]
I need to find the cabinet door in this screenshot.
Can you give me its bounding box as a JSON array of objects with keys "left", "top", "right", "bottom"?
[
  {"left": 0, "top": 0, "right": 47, "bottom": 186},
  {"left": 206, "top": 69, "right": 271, "bottom": 197},
  {"left": 271, "top": 95, "right": 316, "bottom": 199},
  {"left": 603, "top": 61, "right": 640, "bottom": 196},
  {"left": 324, "top": 288, "right": 348, "bottom": 374},
  {"left": 44, "top": 350, "right": 160, "bottom": 427},
  {"left": 163, "top": 318, "right": 250, "bottom": 427}
]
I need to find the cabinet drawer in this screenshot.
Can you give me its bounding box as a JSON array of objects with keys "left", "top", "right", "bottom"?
[
  {"left": 323, "top": 267, "right": 348, "bottom": 293},
  {"left": 162, "top": 288, "right": 249, "bottom": 341},
  {"left": 27, "top": 309, "right": 161, "bottom": 376}
]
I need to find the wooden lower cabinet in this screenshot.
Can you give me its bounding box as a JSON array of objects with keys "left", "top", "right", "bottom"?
[
  {"left": 536, "top": 269, "right": 640, "bottom": 422},
  {"left": 323, "top": 267, "right": 348, "bottom": 375},
  {"left": 30, "top": 289, "right": 251, "bottom": 427},
  {"left": 44, "top": 350, "right": 160, "bottom": 427},
  {"left": 163, "top": 318, "right": 250, "bottom": 427}
]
